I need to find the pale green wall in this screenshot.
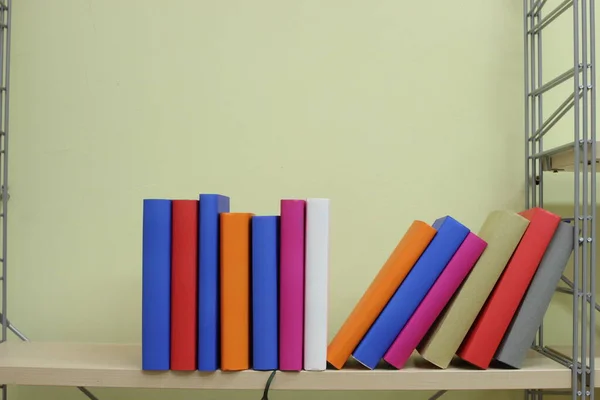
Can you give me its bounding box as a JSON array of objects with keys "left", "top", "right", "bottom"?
[{"left": 6, "top": 0, "right": 587, "bottom": 399}]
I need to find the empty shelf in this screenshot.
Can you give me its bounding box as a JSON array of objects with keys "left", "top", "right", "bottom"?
[{"left": 536, "top": 141, "right": 600, "bottom": 172}]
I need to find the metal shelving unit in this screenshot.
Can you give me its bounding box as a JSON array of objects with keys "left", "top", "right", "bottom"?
[
  {"left": 0, "top": 1, "right": 597, "bottom": 400},
  {"left": 524, "top": 1, "right": 598, "bottom": 400},
  {"left": 0, "top": 0, "right": 10, "bottom": 399}
]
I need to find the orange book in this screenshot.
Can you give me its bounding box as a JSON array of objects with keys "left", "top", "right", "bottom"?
[
  {"left": 326, "top": 221, "right": 437, "bottom": 369},
  {"left": 220, "top": 212, "right": 253, "bottom": 371}
]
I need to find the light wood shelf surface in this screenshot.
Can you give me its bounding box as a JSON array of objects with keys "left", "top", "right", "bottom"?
[
  {"left": 0, "top": 342, "right": 592, "bottom": 391},
  {"left": 538, "top": 140, "right": 600, "bottom": 172}
]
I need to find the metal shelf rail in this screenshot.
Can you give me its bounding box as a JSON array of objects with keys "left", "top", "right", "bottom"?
[{"left": 1, "top": 0, "right": 10, "bottom": 398}]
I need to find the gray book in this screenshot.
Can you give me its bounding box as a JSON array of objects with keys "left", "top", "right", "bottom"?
[{"left": 494, "top": 221, "right": 574, "bottom": 368}]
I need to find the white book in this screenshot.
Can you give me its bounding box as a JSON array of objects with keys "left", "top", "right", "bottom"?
[{"left": 303, "top": 198, "right": 330, "bottom": 371}]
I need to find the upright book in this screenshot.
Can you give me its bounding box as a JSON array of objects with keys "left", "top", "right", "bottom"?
[
  {"left": 326, "top": 220, "right": 436, "bottom": 369},
  {"left": 251, "top": 216, "right": 280, "bottom": 371},
  {"left": 304, "top": 198, "right": 330, "bottom": 371},
  {"left": 417, "top": 210, "right": 530, "bottom": 369},
  {"left": 383, "top": 232, "right": 487, "bottom": 369},
  {"left": 198, "top": 194, "right": 230, "bottom": 371},
  {"left": 457, "top": 207, "right": 561, "bottom": 369},
  {"left": 352, "top": 216, "right": 470, "bottom": 369},
  {"left": 279, "top": 199, "right": 306, "bottom": 371},
  {"left": 142, "top": 199, "right": 172, "bottom": 370},
  {"left": 494, "top": 221, "right": 574, "bottom": 368},
  {"left": 220, "top": 212, "right": 253, "bottom": 371},
  {"left": 170, "top": 199, "right": 199, "bottom": 371}
]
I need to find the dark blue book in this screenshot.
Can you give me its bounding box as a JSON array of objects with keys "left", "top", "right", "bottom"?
[
  {"left": 142, "top": 199, "right": 172, "bottom": 370},
  {"left": 352, "top": 216, "right": 470, "bottom": 369},
  {"left": 198, "top": 194, "right": 230, "bottom": 371},
  {"left": 251, "top": 216, "right": 280, "bottom": 370}
]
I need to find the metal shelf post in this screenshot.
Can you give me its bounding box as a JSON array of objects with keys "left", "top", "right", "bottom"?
[{"left": 0, "top": 1, "right": 10, "bottom": 398}]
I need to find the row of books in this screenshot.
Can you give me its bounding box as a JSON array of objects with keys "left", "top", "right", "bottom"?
[
  {"left": 141, "top": 194, "right": 330, "bottom": 371},
  {"left": 328, "top": 208, "right": 573, "bottom": 370}
]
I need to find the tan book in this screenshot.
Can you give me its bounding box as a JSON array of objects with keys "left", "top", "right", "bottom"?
[{"left": 416, "top": 210, "right": 529, "bottom": 368}]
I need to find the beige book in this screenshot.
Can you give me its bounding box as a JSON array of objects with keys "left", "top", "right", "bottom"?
[{"left": 416, "top": 210, "right": 530, "bottom": 368}]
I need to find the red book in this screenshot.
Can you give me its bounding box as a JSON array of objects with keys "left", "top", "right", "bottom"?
[
  {"left": 170, "top": 200, "right": 199, "bottom": 370},
  {"left": 457, "top": 207, "right": 560, "bottom": 369}
]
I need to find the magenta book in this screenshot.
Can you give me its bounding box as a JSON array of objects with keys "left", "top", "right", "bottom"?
[
  {"left": 279, "top": 199, "right": 306, "bottom": 370},
  {"left": 383, "top": 232, "right": 487, "bottom": 369}
]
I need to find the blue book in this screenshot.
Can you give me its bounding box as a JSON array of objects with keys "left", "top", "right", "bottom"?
[
  {"left": 251, "top": 216, "right": 280, "bottom": 370},
  {"left": 198, "top": 194, "right": 230, "bottom": 371},
  {"left": 352, "top": 216, "right": 469, "bottom": 369},
  {"left": 142, "top": 199, "right": 172, "bottom": 370}
]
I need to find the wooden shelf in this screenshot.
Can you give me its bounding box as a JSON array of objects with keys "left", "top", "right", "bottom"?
[
  {"left": 0, "top": 342, "right": 588, "bottom": 391},
  {"left": 538, "top": 141, "right": 600, "bottom": 172}
]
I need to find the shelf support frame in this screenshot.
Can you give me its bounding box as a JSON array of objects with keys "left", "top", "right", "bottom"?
[
  {"left": 0, "top": 3, "right": 9, "bottom": 400},
  {"left": 524, "top": 0, "right": 596, "bottom": 399},
  {"left": 0, "top": 0, "right": 9, "bottom": 350}
]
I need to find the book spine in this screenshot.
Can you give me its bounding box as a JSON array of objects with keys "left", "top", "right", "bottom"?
[
  {"left": 326, "top": 220, "right": 436, "bottom": 369},
  {"left": 198, "top": 194, "right": 230, "bottom": 371},
  {"left": 352, "top": 216, "right": 469, "bottom": 369},
  {"left": 170, "top": 200, "right": 199, "bottom": 370},
  {"left": 220, "top": 212, "right": 253, "bottom": 371},
  {"left": 251, "top": 216, "right": 280, "bottom": 371},
  {"left": 304, "top": 198, "right": 330, "bottom": 371},
  {"left": 494, "top": 222, "right": 574, "bottom": 368},
  {"left": 383, "top": 232, "right": 486, "bottom": 369},
  {"left": 142, "top": 199, "right": 172, "bottom": 370},
  {"left": 457, "top": 208, "right": 561, "bottom": 369},
  {"left": 279, "top": 199, "right": 306, "bottom": 371}
]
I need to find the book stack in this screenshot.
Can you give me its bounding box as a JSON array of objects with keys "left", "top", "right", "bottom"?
[
  {"left": 328, "top": 208, "right": 574, "bottom": 370},
  {"left": 141, "top": 195, "right": 330, "bottom": 372}
]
